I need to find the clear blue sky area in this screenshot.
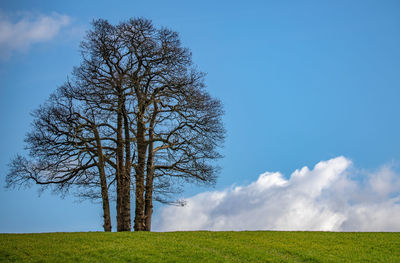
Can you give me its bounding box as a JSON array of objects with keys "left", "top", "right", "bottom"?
[{"left": 1, "top": 0, "right": 400, "bottom": 232}]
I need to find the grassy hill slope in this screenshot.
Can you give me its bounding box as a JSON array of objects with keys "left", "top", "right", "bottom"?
[{"left": 1, "top": 231, "right": 399, "bottom": 262}]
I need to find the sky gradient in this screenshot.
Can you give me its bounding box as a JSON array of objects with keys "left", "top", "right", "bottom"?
[{"left": 1, "top": 0, "right": 400, "bottom": 232}]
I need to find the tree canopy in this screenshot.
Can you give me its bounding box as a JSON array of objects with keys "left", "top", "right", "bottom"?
[{"left": 7, "top": 18, "right": 225, "bottom": 232}]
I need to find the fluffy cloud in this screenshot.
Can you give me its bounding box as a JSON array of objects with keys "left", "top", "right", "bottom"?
[
  {"left": 156, "top": 157, "right": 400, "bottom": 231},
  {"left": 0, "top": 11, "right": 71, "bottom": 58}
]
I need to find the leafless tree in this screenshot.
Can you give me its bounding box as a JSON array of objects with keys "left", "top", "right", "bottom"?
[
  {"left": 6, "top": 17, "right": 225, "bottom": 232},
  {"left": 7, "top": 87, "right": 114, "bottom": 231}
]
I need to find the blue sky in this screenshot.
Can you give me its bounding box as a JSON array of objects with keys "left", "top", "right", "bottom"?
[{"left": 1, "top": 0, "right": 400, "bottom": 232}]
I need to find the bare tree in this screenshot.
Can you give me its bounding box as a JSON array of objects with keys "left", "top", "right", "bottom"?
[
  {"left": 6, "top": 17, "right": 225, "bottom": 232},
  {"left": 142, "top": 81, "right": 225, "bottom": 230},
  {"left": 7, "top": 87, "right": 114, "bottom": 231}
]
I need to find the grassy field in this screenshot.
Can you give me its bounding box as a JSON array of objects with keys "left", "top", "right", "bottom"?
[{"left": 0, "top": 231, "right": 399, "bottom": 262}]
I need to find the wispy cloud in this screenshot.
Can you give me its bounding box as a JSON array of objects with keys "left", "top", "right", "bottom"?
[
  {"left": 0, "top": 11, "right": 71, "bottom": 59},
  {"left": 156, "top": 157, "right": 400, "bottom": 231}
]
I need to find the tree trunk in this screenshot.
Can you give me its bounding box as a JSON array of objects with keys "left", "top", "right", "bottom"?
[
  {"left": 93, "top": 125, "right": 112, "bottom": 232},
  {"left": 98, "top": 162, "right": 112, "bottom": 232},
  {"left": 144, "top": 150, "right": 154, "bottom": 231},
  {"left": 144, "top": 103, "right": 157, "bottom": 231},
  {"left": 121, "top": 101, "right": 131, "bottom": 231},
  {"left": 134, "top": 115, "right": 146, "bottom": 231},
  {"left": 116, "top": 93, "right": 125, "bottom": 231}
]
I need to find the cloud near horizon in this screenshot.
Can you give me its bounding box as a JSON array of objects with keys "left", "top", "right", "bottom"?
[
  {"left": 156, "top": 157, "right": 400, "bottom": 232},
  {"left": 0, "top": 11, "right": 71, "bottom": 59}
]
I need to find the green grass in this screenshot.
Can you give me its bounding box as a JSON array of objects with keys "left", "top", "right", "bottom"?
[{"left": 1, "top": 231, "right": 399, "bottom": 262}]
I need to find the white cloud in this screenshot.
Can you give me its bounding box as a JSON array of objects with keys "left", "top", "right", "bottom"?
[
  {"left": 156, "top": 157, "right": 400, "bottom": 232},
  {"left": 0, "top": 11, "right": 71, "bottom": 58}
]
